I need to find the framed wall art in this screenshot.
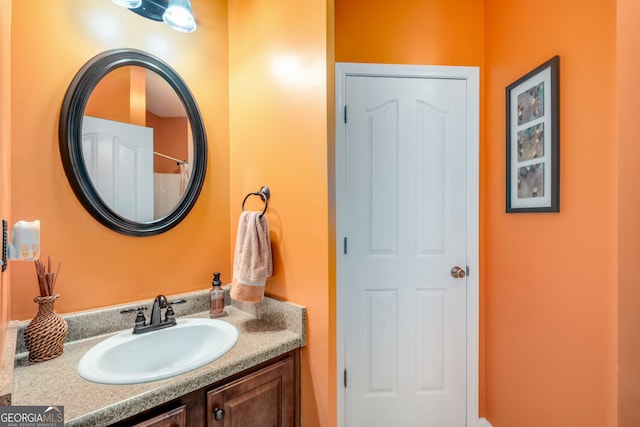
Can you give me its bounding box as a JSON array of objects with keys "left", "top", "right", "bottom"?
[{"left": 506, "top": 55, "right": 559, "bottom": 213}]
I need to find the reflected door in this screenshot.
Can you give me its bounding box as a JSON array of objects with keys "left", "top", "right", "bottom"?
[{"left": 82, "top": 116, "right": 154, "bottom": 222}]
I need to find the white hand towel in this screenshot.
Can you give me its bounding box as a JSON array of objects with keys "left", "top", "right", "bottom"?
[{"left": 230, "top": 211, "right": 273, "bottom": 302}]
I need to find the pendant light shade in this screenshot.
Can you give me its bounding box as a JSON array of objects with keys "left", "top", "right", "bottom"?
[
  {"left": 112, "top": 0, "right": 142, "bottom": 8},
  {"left": 163, "top": 0, "right": 197, "bottom": 33}
]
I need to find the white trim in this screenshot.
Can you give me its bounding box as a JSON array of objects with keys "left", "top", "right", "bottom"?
[
  {"left": 334, "top": 62, "right": 481, "bottom": 426},
  {"left": 478, "top": 418, "right": 494, "bottom": 427}
]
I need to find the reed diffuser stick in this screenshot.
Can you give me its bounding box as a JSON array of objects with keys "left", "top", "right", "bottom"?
[{"left": 34, "top": 256, "right": 62, "bottom": 297}]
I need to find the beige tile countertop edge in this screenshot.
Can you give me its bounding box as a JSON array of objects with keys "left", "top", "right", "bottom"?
[{"left": 0, "top": 322, "right": 17, "bottom": 405}]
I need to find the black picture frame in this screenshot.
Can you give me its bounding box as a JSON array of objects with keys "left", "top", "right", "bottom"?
[{"left": 506, "top": 56, "right": 559, "bottom": 213}]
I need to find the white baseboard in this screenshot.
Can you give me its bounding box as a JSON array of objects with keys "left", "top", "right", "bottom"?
[{"left": 478, "top": 418, "right": 494, "bottom": 427}]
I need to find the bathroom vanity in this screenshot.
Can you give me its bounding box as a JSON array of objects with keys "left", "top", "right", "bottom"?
[
  {"left": 8, "top": 291, "right": 306, "bottom": 426},
  {"left": 113, "top": 351, "right": 297, "bottom": 426}
]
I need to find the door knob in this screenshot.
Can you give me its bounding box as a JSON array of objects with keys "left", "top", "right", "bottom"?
[{"left": 450, "top": 266, "right": 466, "bottom": 279}]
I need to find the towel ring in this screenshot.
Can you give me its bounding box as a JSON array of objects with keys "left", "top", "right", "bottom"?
[{"left": 242, "top": 186, "right": 270, "bottom": 218}]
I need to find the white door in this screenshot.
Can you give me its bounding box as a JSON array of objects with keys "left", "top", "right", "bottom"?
[
  {"left": 337, "top": 64, "right": 479, "bottom": 427},
  {"left": 82, "top": 116, "right": 154, "bottom": 222}
]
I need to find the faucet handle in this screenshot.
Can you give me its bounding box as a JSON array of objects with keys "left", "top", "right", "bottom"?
[
  {"left": 163, "top": 299, "right": 186, "bottom": 323},
  {"left": 165, "top": 305, "right": 176, "bottom": 323},
  {"left": 120, "top": 306, "right": 147, "bottom": 314},
  {"left": 120, "top": 306, "right": 148, "bottom": 329},
  {"left": 134, "top": 308, "right": 147, "bottom": 327}
]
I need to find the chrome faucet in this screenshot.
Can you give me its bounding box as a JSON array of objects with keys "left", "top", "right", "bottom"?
[{"left": 120, "top": 295, "right": 186, "bottom": 334}]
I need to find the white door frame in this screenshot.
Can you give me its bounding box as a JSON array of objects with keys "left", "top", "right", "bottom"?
[{"left": 335, "top": 62, "right": 481, "bottom": 426}]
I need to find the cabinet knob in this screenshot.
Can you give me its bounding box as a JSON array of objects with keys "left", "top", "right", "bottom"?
[{"left": 214, "top": 407, "right": 225, "bottom": 421}]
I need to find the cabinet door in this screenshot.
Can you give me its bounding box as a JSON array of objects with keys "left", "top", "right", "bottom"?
[
  {"left": 207, "top": 357, "right": 295, "bottom": 427},
  {"left": 130, "top": 405, "right": 187, "bottom": 427}
]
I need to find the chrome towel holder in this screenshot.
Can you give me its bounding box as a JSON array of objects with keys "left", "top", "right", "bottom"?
[{"left": 242, "top": 186, "right": 270, "bottom": 218}]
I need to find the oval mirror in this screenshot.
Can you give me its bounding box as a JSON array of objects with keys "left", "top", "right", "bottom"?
[{"left": 59, "top": 48, "right": 207, "bottom": 236}]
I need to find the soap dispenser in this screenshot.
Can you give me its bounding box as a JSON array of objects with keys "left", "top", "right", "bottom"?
[{"left": 210, "top": 272, "right": 227, "bottom": 318}]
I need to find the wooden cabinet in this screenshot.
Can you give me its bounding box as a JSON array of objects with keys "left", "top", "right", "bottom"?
[
  {"left": 130, "top": 405, "right": 187, "bottom": 427},
  {"left": 206, "top": 357, "right": 295, "bottom": 427},
  {"left": 111, "top": 388, "right": 205, "bottom": 427},
  {"left": 111, "top": 351, "right": 298, "bottom": 427}
]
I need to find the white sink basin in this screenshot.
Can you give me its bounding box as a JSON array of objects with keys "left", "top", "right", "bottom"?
[{"left": 77, "top": 318, "right": 239, "bottom": 384}]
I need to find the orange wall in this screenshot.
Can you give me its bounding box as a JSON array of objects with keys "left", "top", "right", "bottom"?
[
  {"left": 147, "top": 113, "right": 188, "bottom": 174},
  {"left": 484, "top": 0, "right": 617, "bottom": 426},
  {"left": 337, "top": 0, "right": 618, "bottom": 426},
  {"left": 228, "top": 1, "right": 331, "bottom": 426},
  {"left": 84, "top": 66, "right": 136, "bottom": 124},
  {"left": 336, "top": 0, "right": 484, "bottom": 66},
  {"left": 617, "top": 0, "right": 640, "bottom": 425},
  {"left": 0, "top": 0, "right": 12, "bottom": 359},
  {"left": 335, "top": 0, "right": 485, "bottom": 420},
  {"left": 9, "top": 0, "right": 230, "bottom": 320}
]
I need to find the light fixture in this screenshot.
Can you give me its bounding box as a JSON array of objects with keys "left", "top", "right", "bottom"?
[
  {"left": 163, "top": 0, "right": 196, "bottom": 33},
  {"left": 112, "top": 0, "right": 143, "bottom": 8},
  {"left": 1, "top": 219, "right": 41, "bottom": 272},
  {"left": 111, "top": 0, "right": 196, "bottom": 33}
]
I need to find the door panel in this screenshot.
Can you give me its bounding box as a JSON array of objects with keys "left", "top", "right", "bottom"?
[
  {"left": 343, "top": 75, "right": 467, "bottom": 426},
  {"left": 82, "top": 116, "right": 154, "bottom": 222}
]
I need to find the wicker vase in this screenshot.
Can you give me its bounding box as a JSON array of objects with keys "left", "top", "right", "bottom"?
[{"left": 24, "top": 294, "right": 68, "bottom": 362}]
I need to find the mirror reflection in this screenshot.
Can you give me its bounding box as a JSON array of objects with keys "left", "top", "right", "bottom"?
[{"left": 82, "top": 66, "right": 193, "bottom": 221}]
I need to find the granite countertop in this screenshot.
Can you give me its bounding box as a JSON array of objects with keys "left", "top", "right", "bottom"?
[{"left": 8, "top": 290, "right": 306, "bottom": 426}]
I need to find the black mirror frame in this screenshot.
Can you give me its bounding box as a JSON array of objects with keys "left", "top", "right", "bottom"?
[{"left": 59, "top": 48, "right": 207, "bottom": 236}]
